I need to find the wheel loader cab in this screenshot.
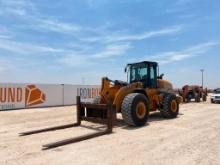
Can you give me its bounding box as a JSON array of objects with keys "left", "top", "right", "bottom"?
[{"left": 127, "top": 61, "right": 158, "bottom": 88}]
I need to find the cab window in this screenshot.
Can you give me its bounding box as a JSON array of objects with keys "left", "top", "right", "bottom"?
[
  {"left": 149, "top": 65, "right": 157, "bottom": 88},
  {"left": 130, "top": 64, "right": 148, "bottom": 82}
]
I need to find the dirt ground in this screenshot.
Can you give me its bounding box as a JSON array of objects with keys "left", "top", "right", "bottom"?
[{"left": 0, "top": 100, "right": 220, "bottom": 165}]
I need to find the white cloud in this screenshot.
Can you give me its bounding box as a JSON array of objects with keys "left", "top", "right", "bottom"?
[
  {"left": 0, "top": 0, "right": 83, "bottom": 33},
  {"left": 0, "top": 35, "right": 11, "bottom": 39},
  {"left": 149, "top": 41, "right": 219, "bottom": 64},
  {"left": 80, "top": 25, "right": 183, "bottom": 43},
  {"left": 0, "top": 0, "right": 82, "bottom": 34},
  {"left": 0, "top": 0, "right": 183, "bottom": 45},
  {"left": 92, "top": 43, "right": 131, "bottom": 58},
  {"left": 35, "top": 19, "right": 82, "bottom": 33},
  {"left": 0, "top": 26, "right": 12, "bottom": 39},
  {"left": 59, "top": 43, "right": 131, "bottom": 66},
  {"left": 0, "top": 39, "right": 63, "bottom": 54},
  {"left": 0, "top": 0, "right": 35, "bottom": 16},
  {"left": 0, "top": 0, "right": 186, "bottom": 69},
  {"left": 0, "top": 37, "right": 131, "bottom": 67},
  {"left": 106, "top": 26, "right": 182, "bottom": 42}
]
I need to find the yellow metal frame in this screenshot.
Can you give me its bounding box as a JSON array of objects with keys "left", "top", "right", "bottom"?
[{"left": 98, "top": 77, "right": 182, "bottom": 113}]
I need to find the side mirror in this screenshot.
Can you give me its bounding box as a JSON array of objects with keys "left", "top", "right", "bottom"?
[
  {"left": 158, "top": 73, "right": 164, "bottom": 79},
  {"left": 124, "top": 66, "right": 127, "bottom": 73}
]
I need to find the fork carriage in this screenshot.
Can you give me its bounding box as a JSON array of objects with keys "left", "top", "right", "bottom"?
[{"left": 20, "top": 96, "right": 116, "bottom": 150}]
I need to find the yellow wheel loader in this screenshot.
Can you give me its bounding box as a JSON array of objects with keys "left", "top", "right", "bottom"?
[
  {"left": 91, "top": 61, "right": 181, "bottom": 126},
  {"left": 20, "top": 61, "right": 182, "bottom": 149}
]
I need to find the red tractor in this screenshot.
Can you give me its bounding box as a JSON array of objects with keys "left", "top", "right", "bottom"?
[{"left": 179, "top": 85, "right": 207, "bottom": 103}]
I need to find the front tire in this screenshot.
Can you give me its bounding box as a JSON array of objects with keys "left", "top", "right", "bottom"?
[
  {"left": 185, "top": 94, "right": 191, "bottom": 103},
  {"left": 121, "top": 93, "right": 149, "bottom": 126},
  {"left": 160, "top": 94, "right": 179, "bottom": 118},
  {"left": 195, "top": 93, "right": 200, "bottom": 102},
  {"left": 202, "top": 94, "right": 207, "bottom": 102}
]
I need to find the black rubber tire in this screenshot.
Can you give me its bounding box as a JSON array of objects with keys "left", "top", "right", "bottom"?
[
  {"left": 211, "top": 99, "right": 214, "bottom": 103},
  {"left": 195, "top": 93, "right": 200, "bottom": 102},
  {"left": 183, "top": 97, "right": 186, "bottom": 103},
  {"left": 196, "top": 98, "right": 200, "bottom": 102},
  {"left": 195, "top": 96, "right": 200, "bottom": 103},
  {"left": 185, "top": 93, "right": 191, "bottom": 103},
  {"left": 186, "top": 97, "right": 191, "bottom": 103},
  {"left": 121, "top": 93, "right": 149, "bottom": 126},
  {"left": 202, "top": 95, "right": 207, "bottom": 102},
  {"left": 92, "top": 96, "right": 101, "bottom": 104},
  {"left": 160, "top": 94, "right": 179, "bottom": 118}
]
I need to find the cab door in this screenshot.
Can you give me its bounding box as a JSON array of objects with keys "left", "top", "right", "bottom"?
[{"left": 148, "top": 64, "right": 157, "bottom": 88}]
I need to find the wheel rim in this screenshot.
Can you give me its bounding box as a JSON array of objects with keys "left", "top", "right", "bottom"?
[
  {"left": 136, "top": 102, "right": 146, "bottom": 119},
  {"left": 171, "top": 100, "right": 177, "bottom": 112}
]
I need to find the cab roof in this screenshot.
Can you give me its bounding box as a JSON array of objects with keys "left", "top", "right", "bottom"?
[{"left": 127, "top": 61, "right": 158, "bottom": 66}]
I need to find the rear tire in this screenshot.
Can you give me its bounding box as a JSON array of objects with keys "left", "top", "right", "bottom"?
[
  {"left": 194, "top": 92, "right": 200, "bottom": 103},
  {"left": 186, "top": 97, "right": 191, "bottom": 103},
  {"left": 202, "top": 94, "right": 207, "bottom": 102},
  {"left": 160, "top": 94, "right": 179, "bottom": 118},
  {"left": 121, "top": 93, "right": 149, "bottom": 126},
  {"left": 195, "top": 93, "right": 200, "bottom": 102},
  {"left": 185, "top": 94, "right": 191, "bottom": 103}
]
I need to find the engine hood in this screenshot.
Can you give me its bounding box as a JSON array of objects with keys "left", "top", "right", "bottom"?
[{"left": 157, "top": 79, "right": 173, "bottom": 90}]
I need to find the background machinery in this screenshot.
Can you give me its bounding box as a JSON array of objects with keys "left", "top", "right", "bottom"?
[{"left": 179, "top": 85, "right": 207, "bottom": 103}]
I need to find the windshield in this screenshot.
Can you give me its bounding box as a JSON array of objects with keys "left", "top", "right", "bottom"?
[{"left": 129, "top": 63, "right": 148, "bottom": 83}]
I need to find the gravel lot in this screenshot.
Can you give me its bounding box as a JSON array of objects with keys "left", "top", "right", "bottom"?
[{"left": 0, "top": 101, "right": 220, "bottom": 165}]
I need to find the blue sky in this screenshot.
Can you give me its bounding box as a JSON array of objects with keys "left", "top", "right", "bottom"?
[{"left": 0, "top": 0, "right": 219, "bottom": 88}]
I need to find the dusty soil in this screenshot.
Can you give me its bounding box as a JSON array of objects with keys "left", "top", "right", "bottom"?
[{"left": 0, "top": 101, "right": 220, "bottom": 165}]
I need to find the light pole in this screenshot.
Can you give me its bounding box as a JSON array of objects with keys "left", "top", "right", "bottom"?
[{"left": 200, "top": 69, "right": 204, "bottom": 89}]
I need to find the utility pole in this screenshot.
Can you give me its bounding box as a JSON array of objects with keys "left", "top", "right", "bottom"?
[{"left": 200, "top": 69, "right": 204, "bottom": 89}]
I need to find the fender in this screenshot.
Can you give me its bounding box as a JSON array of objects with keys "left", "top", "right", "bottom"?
[
  {"left": 113, "top": 82, "right": 143, "bottom": 112},
  {"left": 133, "top": 89, "right": 148, "bottom": 99}
]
